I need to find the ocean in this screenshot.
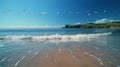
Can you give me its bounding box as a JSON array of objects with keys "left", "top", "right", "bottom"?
[{"left": 0, "top": 28, "right": 120, "bottom": 67}]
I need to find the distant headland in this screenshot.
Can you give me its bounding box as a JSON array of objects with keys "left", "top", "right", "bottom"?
[{"left": 63, "top": 21, "right": 120, "bottom": 29}]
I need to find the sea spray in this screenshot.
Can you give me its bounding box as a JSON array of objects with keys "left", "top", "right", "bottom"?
[{"left": 0, "top": 32, "right": 111, "bottom": 43}]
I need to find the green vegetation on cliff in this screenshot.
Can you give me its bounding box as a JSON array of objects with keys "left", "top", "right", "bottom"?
[{"left": 64, "top": 21, "right": 120, "bottom": 28}]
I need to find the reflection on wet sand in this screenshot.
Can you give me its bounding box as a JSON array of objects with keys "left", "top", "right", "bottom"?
[{"left": 0, "top": 41, "right": 120, "bottom": 67}]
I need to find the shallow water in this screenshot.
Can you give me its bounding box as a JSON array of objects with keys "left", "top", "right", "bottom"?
[{"left": 0, "top": 28, "right": 120, "bottom": 67}]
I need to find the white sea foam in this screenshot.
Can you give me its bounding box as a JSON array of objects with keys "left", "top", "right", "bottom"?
[
  {"left": 84, "top": 52, "right": 88, "bottom": 55},
  {"left": 34, "top": 51, "right": 39, "bottom": 55},
  {"left": 14, "top": 60, "right": 20, "bottom": 66},
  {"left": 5, "top": 35, "right": 31, "bottom": 41},
  {"left": 8, "top": 58, "right": 13, "bottom": 61},
  {"left": 32, "top": 32, "right": 111, "bottom": 42},
  {"left": 0, "top": 57, "right": 6, "bottom": 62},
  {"left": 14, "top": 56, "right": 25, "bottom": 67},
  {"left": 84, "top": 52, "right": 104, "bottom": 65},
  {"left": 89, "top": 54, "right": 104, "bottom": 65},
  {"left": 0, "top": 32, "right": 111, "bottom": 43},
  {"left": 29, "top": 50, "right": 32, "bottom": 53},
  {"left": 21, "top": 55, "right": 26, "bottom": 60},
  {"left": 67, "top": 49, "right": 80, "bottom": 62},
  {"left": 110, "top": 47, "right": 120, "bottom": 52}
]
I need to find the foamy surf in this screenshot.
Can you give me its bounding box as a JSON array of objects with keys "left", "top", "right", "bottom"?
[{"left": 0, "top": 32, "right": 111, "bottom": 43}]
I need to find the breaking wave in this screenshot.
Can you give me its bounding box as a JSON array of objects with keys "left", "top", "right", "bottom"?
[{"left": 0, "top": 32, "right": 112, "bottom": 42}]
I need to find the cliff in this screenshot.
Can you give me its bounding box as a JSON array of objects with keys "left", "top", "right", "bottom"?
[{"left": 63, "top": 21, "right": 120, "bottom": 28}]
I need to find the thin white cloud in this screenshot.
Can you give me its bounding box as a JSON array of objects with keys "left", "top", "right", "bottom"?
[
  {"left": 2, "top": 25, "right": 63, "bottom": 28},
  {"left": 56, "top": 11, "right": 60, "bottom": 15},
  {"left": 104, "top": 10, "right": 107, "bottom": 13},
  {"left": 68, "top": 11, "right": 72, "bottom": 13},
  {"left": 87, "top": 13, "right": 91, "bottom": 16},
  {"left": 94, "top": 11, "right": 98, "bottom": 14},
  {"left": 74, "top": 22, "right": 81, "bottom": 24},
  {"left": 41, "top": 12, "right": 47, "bottom": 15},
  {"left": 94, "top": 18, "right": 114, "bottom": 23},
  {"left": 76, "top": 11, "right": 81, "bottom": 14}
]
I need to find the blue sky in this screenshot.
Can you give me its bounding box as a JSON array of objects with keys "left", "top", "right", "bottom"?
[{"left": 0, "top": 0, "right": 120, "bottom": 28}]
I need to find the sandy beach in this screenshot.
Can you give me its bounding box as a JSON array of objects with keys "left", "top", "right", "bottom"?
[{"left": 1, "top": 42, "right": 118, "bottom": 67}]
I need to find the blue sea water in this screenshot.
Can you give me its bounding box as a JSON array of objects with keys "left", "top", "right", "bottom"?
[
  {"left": 0, "top": 28, "right": 119, "bottom": 48},
  {"left": 0, "top": 28, "right": 120, "bottom": 67}
]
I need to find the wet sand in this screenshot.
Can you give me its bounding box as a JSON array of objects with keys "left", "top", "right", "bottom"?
[{"left": 0, "top": 42, "right": 120, "bottom": 67}]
